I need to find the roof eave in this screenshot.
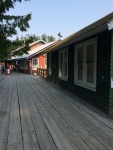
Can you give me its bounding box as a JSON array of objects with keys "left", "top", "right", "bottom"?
[
  {"left": 27, "top": 41, "right": 61, "bottom": 59},
  {"left": 46, "top": 23, "right": 108, "bottom": 54},
  {"left": 27, "top": 49, "right": 43, "bottom": 59},
  {"left": 29, "top": 39, "right": 46, "bottom": 46},
  {"left": 108, "top": 19, "right": 113, "bottom": 30},
  {"left": 11, "top": 57, "right": 27, "bottom": 61}
]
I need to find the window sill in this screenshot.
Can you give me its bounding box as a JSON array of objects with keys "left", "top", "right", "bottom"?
[
  {"left": 59, "top": 76, "right": 68, "bottom": 81},
  {"left": 74, "top": 81, "right": 96, "bottom": 92},
  {"left": 32, "top": 68, "right": 38, "bottom": 70}
]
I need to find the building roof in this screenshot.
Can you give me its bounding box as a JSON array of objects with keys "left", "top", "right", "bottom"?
[
  {"left": 44, "top": 12, "right": 113, "bottom": 53},
  {"left": 29, "top": 39, "right": 46, "bottom": 46},
  {"left": 12, "top": 39, "right": 46, "bottom": 53},
  {"left": 11, "top": 40, "right": 60, "bottom": 60},
  {"left": 27, "top": 40, "right": 60, "bottom": 59}
]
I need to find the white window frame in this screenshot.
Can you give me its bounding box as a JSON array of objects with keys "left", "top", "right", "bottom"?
[
  {"left": 74, "top": 38, "right": 97, "bottom": 91},
  {"left": 59, "top": 48, "right": 68, "bottom": 81},
  {"left": 44, "top": 54, "right": 47, "bottom": 69},
  {"left": 32, "top": 58, "right": 39, "bottom": 70},
  {"left": 49, "top": 53, "right": 52, "bottom": 75}
]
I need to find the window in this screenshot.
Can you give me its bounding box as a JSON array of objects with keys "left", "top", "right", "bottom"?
[
  {"left": 74, "top": 38, "right": 97, "bottom": 91},
  {"left": 19, "top": 61, "right": 28, "bottom": 69},
  {"left": 86, "top": 43, "right": 94, "bottom": 83},
  {"left": 64, "top": 51, "right": 68, "bottom": 77},
  {"left": 59, "top": 48, "right": 68, "bottom": 80},
  {"left": 59, "top": 52, "right": 63, "bottom": 77},
  {"left": 49, "top": 54, "right": 52, "bottom": 75},
  {"left": 77, "top": 46, "right": 83, "bottom": 81},
  {"left": 43, "top": 54, "right": 47, "bottom": 69},
  {"left": 45, "top": 57, "right": 47, "bottom": 69},
  {"left": 32, "top": 58, "right": 38, "bottom": 69}
]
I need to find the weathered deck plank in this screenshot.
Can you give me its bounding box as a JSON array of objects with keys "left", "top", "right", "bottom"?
[
  {"left": 0, "top": 76, "right": 12, "bottom": 150},
  {"left": 17, "top": 75, "right": 57, "bottom": 150},
  {"left": 43, "top": 117, "right": 75, "bottom": 150},
  {"left": 7, "top": 76, "right": 23, "bottom": 150},
  {"left": 0, "top": 76, "right": 9, "bottom": 111},
  {"left": 16, "top": 76, "right": 40, "bottom": 150},
  {"left": 0, "top": 73, "right": 113, "bottom": 150}
]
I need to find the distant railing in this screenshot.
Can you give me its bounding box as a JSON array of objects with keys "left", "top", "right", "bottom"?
[{"left": 37, "top": 68, "right": 47, "bottom": 79}]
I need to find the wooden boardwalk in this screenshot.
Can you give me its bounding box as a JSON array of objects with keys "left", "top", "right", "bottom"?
[{"left": 0, "top": 73, "right": 113, "bottom": 150}]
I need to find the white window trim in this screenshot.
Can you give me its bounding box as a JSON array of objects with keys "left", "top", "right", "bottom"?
[
  {"left": 59, "top": 48, "right": 68, "bottom": 81},
  {"left": 44, "top": 54, "right": 47, "bottom": 69},
  {"left": 74, "top": 38, "right": 97, "bottom": 91},
  {"left": 32, "top": 58, "right": 39, "bottom": 70}
]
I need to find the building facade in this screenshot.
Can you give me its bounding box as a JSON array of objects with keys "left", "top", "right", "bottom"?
[
  {"left": 45, "top": 13, "right": 113, "bottom": 116},
  {"left": 9, "top": 40, "right": 59, "bottom": 75}
]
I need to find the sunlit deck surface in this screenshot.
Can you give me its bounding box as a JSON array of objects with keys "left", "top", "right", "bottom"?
[{"left": 0, "top": 73, "right": 113, "bottom": 150}]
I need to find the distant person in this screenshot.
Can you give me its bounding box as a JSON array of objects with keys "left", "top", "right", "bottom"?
[{"left": 2, "top": 62, "right": 5, "bottom": 74}]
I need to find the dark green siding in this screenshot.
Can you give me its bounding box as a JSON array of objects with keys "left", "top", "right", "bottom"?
[
  {"left": 109, "top": 29, "right": 113, "bottom": 115},
  {"left": 47, "top": 30, "right": 113, "bottom": 115}
]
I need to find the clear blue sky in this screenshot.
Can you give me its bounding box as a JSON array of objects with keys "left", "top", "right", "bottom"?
[{"left": 8, "top": 0, "right": 113, "bottom": 40}]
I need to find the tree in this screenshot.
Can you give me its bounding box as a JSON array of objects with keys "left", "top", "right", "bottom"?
[
  {"left": 31, "top": 34, "right": 40, "bottom": 41},
  {"left": 0, "top": 0, "right": 31, "bottom": 60},
  {"left": 41, "top": 33, "right": 55, "bottom": 43},
  {"left": 47, "top": 35, "right": 55, "bottom": 43},
  {"left": 41, "top": 33, "right": 47, "bottom": 42}
]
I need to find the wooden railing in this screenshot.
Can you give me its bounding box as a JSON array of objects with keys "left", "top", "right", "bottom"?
[{"left": 37, "top": 68, "right": 47, "bottom": 79}]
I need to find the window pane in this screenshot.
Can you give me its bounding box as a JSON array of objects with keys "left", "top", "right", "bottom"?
[
  {"left": 86, "top": 43, "right": 94, "bottom": 83},
  {"left": 64, "top": 63, "right": 67, "bottom": 76},
  {"left": 77, "top": 47, "right": 83, "bottom": 81},
  {"left": 60, "top": 52, "right": 63, "bottom": 64},
  {"left": 64, "top": 51, "right": 67, "bottom": 63},
  {"left": 78, "top": 64, "right": 83, "bottom": 80},
  {"left": 87, "top": 64, "right": 94, "bottom": 83},
  {"left": 60, "top": 52, "right": 63, "bottom": 76},
  {"left": 33, "top": 59, "right": 38, "bottom": 68},
  {"left": 78, "top": 47, "right": 83, "bottom": 63},
  {"left": 86, "top": 44, "right": 94, "bottom": 63},
  {"left": 64, "top": 51, "right": 67, "bottom": 76}
]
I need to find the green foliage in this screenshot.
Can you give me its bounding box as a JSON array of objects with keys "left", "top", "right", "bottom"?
[
  {"left": 0, "top": 37, "right": 12, "bottom": 60},
  {"left": 41, "top": 33, "right": 55, "bottom": 43},
  {"left": 47, "top": 35, "right": 55, "bottom": 43},
  {"left": 0, "top": 0, "right": 31, "bottom": 60},
  {"left": 41, "top": 33, "right": 47, "bottom": 42}
]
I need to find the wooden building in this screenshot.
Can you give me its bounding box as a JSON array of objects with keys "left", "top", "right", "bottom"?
[
  {"left": 9, "top": 40, "right": 59, "bottom": 74},
  {"left": 45, "top": 12, "right": 113, "bottom": 116}
]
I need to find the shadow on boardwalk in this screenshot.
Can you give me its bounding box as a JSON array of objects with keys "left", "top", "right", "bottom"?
[{"left": 0, "top": 73, "right": 113, "bottom": 150}]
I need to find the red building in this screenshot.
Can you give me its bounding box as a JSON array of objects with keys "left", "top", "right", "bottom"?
[{"left": 9, "top": 40, "right": 60, "bottom": 75}]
